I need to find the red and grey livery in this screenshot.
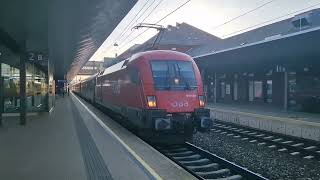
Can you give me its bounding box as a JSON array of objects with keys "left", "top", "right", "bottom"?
[{"left": 72, "top": 50, "right": 212, "bottom": 143}]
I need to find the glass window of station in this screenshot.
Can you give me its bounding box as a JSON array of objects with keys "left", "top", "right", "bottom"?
[{"left": 1, "top": 62, "right": 54, "bottom": 113}]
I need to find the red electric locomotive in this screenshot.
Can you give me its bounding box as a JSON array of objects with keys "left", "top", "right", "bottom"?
[{"left": 74, "top": 50, "right": 212, "bottom": 143}]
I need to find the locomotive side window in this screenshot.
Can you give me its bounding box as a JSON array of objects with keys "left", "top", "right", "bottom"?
[
  {"left": 150, "top": 60, "right": 197, "bottom": 90},
  {"left": 129, "top": 68, "right": 140, "bottom": 85}
]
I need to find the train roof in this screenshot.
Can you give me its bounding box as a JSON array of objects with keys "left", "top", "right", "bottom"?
[
  {"left": 72, "top": 73, "right": 98, "bottom": 85},
  {"left": 100, "top": 60, "right": 127, "bottom": 76},
  {"left": 130, "top": 50, "right": 192, "bottom": 62},
  {"left": 99, "top": 50, "right": 192, "bottom": 77}
]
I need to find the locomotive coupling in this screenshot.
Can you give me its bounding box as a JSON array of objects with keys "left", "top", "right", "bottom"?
[
  {"left": 195, "top": 116, "right": 212, "bottom": 132},
  {"left": 200, "top": 116, "right": 212, "bottom": 129},
  {"left": 155, "top": 118, "right": 171, "bottom": 130},
  {"left": 194, "top": 108, "right": 212, "bottom": 132}
]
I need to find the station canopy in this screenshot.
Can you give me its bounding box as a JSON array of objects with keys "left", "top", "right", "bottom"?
[
  {"left": 0, "top": 0, "right": 136, "bottom": 80},
  {"left": 194, "top": 27, "right": 320, "bottom": 72}
]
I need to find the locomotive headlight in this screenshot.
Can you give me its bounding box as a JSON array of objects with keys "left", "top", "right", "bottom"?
[
  {"left": 199, "top": 95, "right": 205, "bottom": 107},
  {"left": 147, "top": 96, "right": 157, "bottom": 108}
]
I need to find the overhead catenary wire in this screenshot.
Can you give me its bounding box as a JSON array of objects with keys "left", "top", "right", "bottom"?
[
  {"left": 222, "top": 2, "right": 320, "bottom": 38},
  {"left": 118, "top": 0, "right": 269, "bottom": 51},
  {"left": 212, "top": 0, "right": 276, "bottom": 30},
  {"left": 102, "top": 0, "right": 156, "bottom": 55},
  {"left": 115, "top": 0, "right": 320, "bottom": 55},
  {"left": 116, "top": 0, "right": 158, "bottom": 43},
  {"left": 154, "top": 0, "right": 191, "bottom": 24},
  {"left": 117, "top": 0, "right": 271, "bottom": 52},
  {"left": 114, "top": 0, "right": 153, "bottom": 42},
  {"left": 141, "top": 0, "right": 166, "bottom": 24},
  {"left": 117, "top": 0, "right": 166, "bottom": 47},
  {"left": 117, "top": 0, "right": 192, "bottom": 52},
  {"left": 111, "top": 0, "right": 271, "bottom": 54}
]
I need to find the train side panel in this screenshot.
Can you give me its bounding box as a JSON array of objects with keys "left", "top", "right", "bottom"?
[{"left": 95, "top": 63, "right": 145, "bottom": 127}]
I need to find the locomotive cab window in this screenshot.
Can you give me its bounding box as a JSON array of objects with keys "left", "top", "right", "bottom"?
[{"left": 150, "top": 60, "right": 197, "bottom": 90}]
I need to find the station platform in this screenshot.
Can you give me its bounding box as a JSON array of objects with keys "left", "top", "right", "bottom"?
[
  {"left": 207, "top": 103, "right": 320, "bottom": 141},
  {"left": 0, "top": 94, "right": 195, "bottom": 180}
]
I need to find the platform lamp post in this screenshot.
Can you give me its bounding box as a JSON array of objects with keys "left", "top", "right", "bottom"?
[{"left": 113, "top": 43, "right": 118, "bottom": 58}]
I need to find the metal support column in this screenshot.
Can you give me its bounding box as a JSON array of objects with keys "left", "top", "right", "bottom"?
[
  {"left": 0, "top": 64, "right": 3, "bottom": 126},
  {"left": 284, "top": 71, "right": 288, "bottom": 111},
  {"left": 20, "top": 49, "right": 26, "bottom": 125}
]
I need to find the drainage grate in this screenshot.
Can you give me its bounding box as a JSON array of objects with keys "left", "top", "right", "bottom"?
[{"left": 71, "top": 103, "right": 113, "bottom": 180}]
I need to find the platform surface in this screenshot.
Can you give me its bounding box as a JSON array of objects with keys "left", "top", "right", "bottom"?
[
  {"left": 207, "top": 103, "right": 320, "bottom": 141},
  {"left": 0, "top": 94, "right": 195, "bottom": 180},
  {"left": 208, "top": 103, "right": 320, "bottom": 125}
]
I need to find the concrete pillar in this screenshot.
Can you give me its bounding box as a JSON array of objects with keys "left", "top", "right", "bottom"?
[
  {"left": 284, "top": 71, "right": 288, "bottom": 111},
  {"left": 0, "top": 64, "right": 3, "bottom": 126},
  {"left": 20, "top": 49, "right": 26, "bottom": 125},
  {"left": 45, "top": 68, "right": 49, "bottom": 112},
  {"left": 214, "top": 72, "right": 217, "bottom": 104}
]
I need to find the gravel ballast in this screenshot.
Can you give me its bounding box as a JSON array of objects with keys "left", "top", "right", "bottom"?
[{"left": 192, "top": 131, "right": 320, "bottom": 180}]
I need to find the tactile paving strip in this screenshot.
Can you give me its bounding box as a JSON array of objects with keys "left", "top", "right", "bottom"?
[{"left": 71, "top": 103, "right": 113, "bottom": 180}]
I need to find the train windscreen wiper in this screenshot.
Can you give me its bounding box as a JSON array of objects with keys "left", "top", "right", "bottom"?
[
  {"left": 176, "top": 63, "right": 191, "bottom": 90},
  {"left": 164, "top": 63, "right": 172, "bottom": 90}
]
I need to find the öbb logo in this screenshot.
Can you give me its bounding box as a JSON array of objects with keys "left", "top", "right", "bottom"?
[{"left": 170, "top": 101, "right": 189, "bottom": 108}]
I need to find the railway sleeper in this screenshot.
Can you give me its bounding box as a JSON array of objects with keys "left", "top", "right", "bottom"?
[
  {"left": 282, "top": 140, "right": 293, "bottom": 144},
  {"left": 207, "top": 174, "right": 243, "bottom": 180},
  {"left": 180, "top": 158, "right": 211, "bottom": 166},
  {"left": 304, "top": 146, "right": 317, "bottom": 150},
  {"left": 164, "top": 147, "right": 189, "bottom": 153},
  {"left": 291, "top": 143, "right": 304, "bottom": 147},
  {"left": 248, "top": 132, "right": 257, "bottom": 135},
  {"left": 173, "top": 154, "right": 201, "bottom": 161},
  {"left": 272, "top": 138, "right": 283, "bottom": 142},
  {"left": 167, "top": 150, "right": 194, "bottom": 157},
  {"left": 264, "top": 136, "right": 274, "bottom": 139},
  {"left": 163, "top": 145, "right": 185, "bottom": 149},
  {"left": 187, "top": 163, "right": 219, "bottom": 172},
  {"left": 197, "top": 168, "right": 231, "bottom": 179}
]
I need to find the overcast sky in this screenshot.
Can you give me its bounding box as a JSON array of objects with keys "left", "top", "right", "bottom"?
[{"left": 90, "top": 0, "right": 320, "bottom": 61}]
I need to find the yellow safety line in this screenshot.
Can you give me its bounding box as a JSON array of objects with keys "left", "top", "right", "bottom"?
[
  {"left": 210, "top": 107, "right": 320, "bottom": 127},
  {"left": 72, "top": 93, "right": 163, "bottom": 180}
]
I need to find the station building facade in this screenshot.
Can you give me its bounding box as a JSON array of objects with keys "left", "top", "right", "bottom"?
[
  {"left": 190, "top": 9, "right": 320, "bottom": 113},
  {"left": 195, "top": 28, "right": 320, "bottom": 113}
]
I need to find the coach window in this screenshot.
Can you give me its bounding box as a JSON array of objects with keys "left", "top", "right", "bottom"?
[
  {"left": 254, "top": 81, "right": 263, "bottom": 98},
  {"left": 266, "top": 80, "right": 272, "bottom": 103},
  {"left": 220, "top": 82, "right": 225, "bottom": 99}
]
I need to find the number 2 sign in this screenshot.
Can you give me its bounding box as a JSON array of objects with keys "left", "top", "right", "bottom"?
[{"left": 28, "top": 52, "right": 46, "bottom": 61}]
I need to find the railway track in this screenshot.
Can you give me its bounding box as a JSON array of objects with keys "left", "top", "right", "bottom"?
[
  {"left": 211, "top": 120, "right": 320, "bottom": 161},
  {"left": 157, "top": 142, "right": 267, "bottom": 180}
]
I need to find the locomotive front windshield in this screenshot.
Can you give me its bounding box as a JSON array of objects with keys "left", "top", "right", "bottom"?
[{"left": 150, "top": 60, "right": 197, "bottom": 90}]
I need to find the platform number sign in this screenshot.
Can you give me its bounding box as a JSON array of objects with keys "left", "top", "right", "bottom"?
[{"left": 28, "top": 52, "right": 46, "bottom": 62}]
